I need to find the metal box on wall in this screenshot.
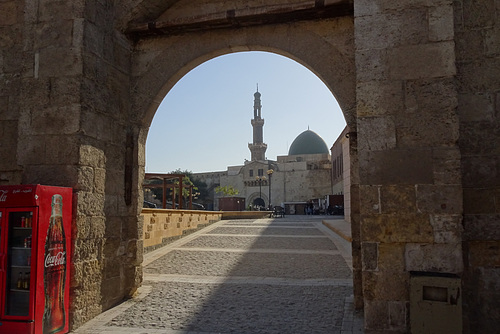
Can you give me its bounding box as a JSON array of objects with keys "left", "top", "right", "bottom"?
[{"left": 410, "top": 274, "right": 462, "bottom": 334}]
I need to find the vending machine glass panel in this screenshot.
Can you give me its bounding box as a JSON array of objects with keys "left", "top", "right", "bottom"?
[{"left": 5, "top": 211, "right": 33, "bottom": 317}]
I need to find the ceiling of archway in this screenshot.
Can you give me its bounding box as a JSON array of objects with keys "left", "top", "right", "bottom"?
[{"left": 123, "top": 0, "right": 353, "bottom": 37}]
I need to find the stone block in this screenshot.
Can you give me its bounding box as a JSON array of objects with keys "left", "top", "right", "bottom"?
[
  {"left": 0, "top": 2, "right": 17, "bottom": 26},
  {"left": 76, "top": 191, "right": 105, "bottom": 216},
  {"left": 430, "top": 214, "right": 463, "bottom": 243},
  {"left": 461, "top": 156, "right": 500, "bottom": 188},
  {"left": 122, "top": 216, "right": 141, "bottom": 240},
  {"left": 485, "top": 27, "right": 500, "bottom": 56},
  {"left": 359, "top": 149, "right": 433, "bottom": 185},
  {"left": 457, "top": 57, "right": 500, "bottom": 92},
  {"left": 79, "top": 145, "right": 106, "bottom": 168},
  {"left": 416, "top": 184, "right": 462, "bottom": 214},
  {"left": 362, "top": 242, "right": 379, "bottom": 271},
  {"left": 38, "top": 0, "right": 79, "bottom": 21},
  {"left": 35, "top": 19, "right": 74, "bottom": 50},
  {"left": 359, "top": 185, "right": 381, "bottom": 214},
  {"left": 463, "top": 214, "right": 500, "bottom": 241},
  {"left": 73, "top": 238, "right": 104, "bottom": 262},
  {"left": 74, "top": 216, "right": 91, "bottom": 240},
  {"left": 38, "top": 47, "right": 83, "bottom": 78},
  {"left": 355, "top": 48, "right": 388, "bottom": 82},
  {"left": 357, "top": 80, "right": 404, "bottom": 117},
  {"left": 76, "top": 166, "right": 94, "bottom": 192},
  {"left": 45, "top": 135, "right": 80, "bottom": 165},
  {"left": 405, "top": 243, "right": 463, "bottom": 273},
  {"left": 103, "top": 236, "right": 122, "bottom": 259},
  {"left": 463, "top": 0, "right": 496, "bottom": 29},
  {"left": 30, "top": 105, "right": 81, "bottom": 135},
  {"left": 94, "top": 167, "right": 106, "bottom": 194},
  {"left": 354, "top": 0, "right": 452, "bottom": 17},
  {"left": 355, "top": 9, "right": 427, "bottom": 50},
  {"left": 89, "top": 216, "right": 106, "bottom": 240},
  {"left": 463, "top": 188, "right": 496, "bottom": 214},
  {"left": 459, "top": 121, "right": 500, "bottom": 156},
  {"left": 378, "top": 243, "right": 406, "bottom": 272},
  {"left": 380, "top": 185, "right": 417, "bottom": 214},
  {"left": 103, "top": 258, "right": 121, "bottom": 279},
  {"left": 24, "top": 164, "right": 79, "bottom": 187},
  {"left": 364, "top": 300, "right": 390, "bottom": 331},
  {"left": 104, "top": 216, "right": 122, "bottom": 238},
  {"left": 404, "top": 77, "right": 457, "bottom": 113},
  {"left": 357, "top": 116, "right": 396, "bottom": 151},
  {"left": 455, "top": 30, "right": 484, "bottom": 61},
  {"left": 49, "top": 77, "right": 81, "bottom": 105},
  {"left": 429, "top": 4, "right": 454, "bottom": 41},
  {"left": 388, "top": 42, "right": 456, "bottom": 80},
  {"left": 466, "top": 241, "right": 500, "bottom": 268},
  {"left": 361, "top": 213, "right": 434, "bottom": 243},
  {"left": 432, "top": 148, "right": 462, "bottom": 185},
  {"left": 363, "top": 271, "right": 409, "bottom": 302},
  {"left": 84, "top": 21, "right": 104, "bottom": 56},
  {"left": 388, "top": 301, "right": 408, "bottom": 331}
]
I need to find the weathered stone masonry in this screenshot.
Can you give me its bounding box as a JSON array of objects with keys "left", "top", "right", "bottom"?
[{"left": 1, "top": 0, "right": 499, "bottom": 332}]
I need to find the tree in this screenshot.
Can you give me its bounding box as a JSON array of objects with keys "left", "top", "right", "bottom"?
[{"left": 215, "top": 185, "right": 239, "bottom": 197}]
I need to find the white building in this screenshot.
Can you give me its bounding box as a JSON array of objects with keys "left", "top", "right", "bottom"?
[{"left": 193, "top": 90, "right": 334, "bottom": 214}]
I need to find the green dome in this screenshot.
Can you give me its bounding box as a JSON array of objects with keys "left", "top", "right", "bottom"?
[{"left": 288, "top": 130, "right": 329, "bottom": 155}]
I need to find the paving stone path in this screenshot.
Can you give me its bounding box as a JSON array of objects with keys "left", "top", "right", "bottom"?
[{"left": 72, "top": 216, "right": 364, "bottom": 334}]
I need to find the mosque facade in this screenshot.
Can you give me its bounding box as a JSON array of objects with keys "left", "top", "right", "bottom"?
[{"left": 193, "top": 90, "right": 335, "bottom": 214}]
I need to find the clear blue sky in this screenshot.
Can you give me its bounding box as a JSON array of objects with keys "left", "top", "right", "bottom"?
[{"left": 145, "top": 51, "right": 346, "bottom": 173}]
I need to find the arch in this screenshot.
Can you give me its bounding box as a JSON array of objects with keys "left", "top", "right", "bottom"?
[
  {"left": 248, "top": 192, "right": 269, "bottom": 210},
  {"left": 132, "top": 17, "right": 355, "bottom": 131}
]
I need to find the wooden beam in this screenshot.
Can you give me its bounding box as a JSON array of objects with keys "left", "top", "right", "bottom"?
[{"left": 126, "top": 0, "right": 353, "bottom": 37}]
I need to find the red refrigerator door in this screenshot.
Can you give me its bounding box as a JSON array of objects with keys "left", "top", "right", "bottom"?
[
  {"left": 0, "top": 208, "right": 37, "bottom": 333},
  {"left": 34, "top": 186, "right": 72, "bottom": 334}
]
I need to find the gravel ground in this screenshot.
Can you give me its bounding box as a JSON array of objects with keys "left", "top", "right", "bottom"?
[
  {"left": 180, "top": 235, "right": 338, "bottom": 250},
  {"left": 207, "top": 226, "right": 325, "bottom": 236},
  {"left": 107, "top": 281, "right": 352, "bottom": 334},
  {"left": 144, "top": 250, "right": 352, "bottom": 279}
]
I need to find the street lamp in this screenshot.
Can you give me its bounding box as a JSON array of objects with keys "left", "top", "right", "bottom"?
[
  {"left": 256, "top": 175, "right": 266, "bottom": 210},
  {"left": 267, "top": 169, "right": 274, "bottom": 210}
]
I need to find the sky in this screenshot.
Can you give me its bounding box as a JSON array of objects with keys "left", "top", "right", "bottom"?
[{"left": 145, "top": 51, "right": 346, "bottom": 173}]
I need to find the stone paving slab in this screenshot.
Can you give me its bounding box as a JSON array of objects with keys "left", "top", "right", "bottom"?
[
  {"left": 222, "top": 222, "right": 314, "bottom": 227},
  {"left": 71, "top": 217, "right": 364, "bottom": 334},
  {"left": 106, "top": 281, "right": 352, "bottom": 334},
  {"left": 144, "top": 250, "right": 353, "bottom": 279},
  {"left": 179, "top": 235, "right": 338, "bottom": 250},
  {"left": 207, "top": 226, "right": 325, "bottom": 235},
  {"left": 144, "top": 273, "right": 353, "bottom": 287}
]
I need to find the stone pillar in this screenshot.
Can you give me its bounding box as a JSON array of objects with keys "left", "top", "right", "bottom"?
[
  {"left": 354, "top": 1, "right": 462, "bottom": 331},
  {"left": 455, "top": 0, "right": 500, "bottom": 331},
  {"left": 0, "top": 0, "right": 140, "bottom": 329}
]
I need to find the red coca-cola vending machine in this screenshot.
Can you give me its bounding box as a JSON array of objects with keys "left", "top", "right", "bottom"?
[{"left": 0, "top": 185, "right": 72, "bottom": 334}]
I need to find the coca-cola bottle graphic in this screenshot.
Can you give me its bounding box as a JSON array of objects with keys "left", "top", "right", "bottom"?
[{"left": 42, "top": 194, "right": 67, "bottom": 334}]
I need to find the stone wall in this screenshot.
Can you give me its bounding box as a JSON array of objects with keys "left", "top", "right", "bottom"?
[
  {"left": 455, "top": 0, "right": 500, "bottom": 332},
  {"left": 142, "top": 209, "right": 222, "bottom": 251},
  {"left": 0, "top": 0, "right": 141, "bottom": 329},
  {"left": 354, "top": 0, "right": 462, "bottom": 331}
]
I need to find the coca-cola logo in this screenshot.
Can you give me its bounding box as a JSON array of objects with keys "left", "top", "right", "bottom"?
[
  {"left": 0, "top": 190, "right": 7, "bottom": 202},
  {"left": 45, "top": 251, "right": 66, "bottom": 268}
]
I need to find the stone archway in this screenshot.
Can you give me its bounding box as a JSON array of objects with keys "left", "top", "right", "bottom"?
[{"left": 4, "top": 0, "right": 497, "bottom": 332}]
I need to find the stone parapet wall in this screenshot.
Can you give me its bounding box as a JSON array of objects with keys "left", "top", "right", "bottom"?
[{"left": 141, "top": 209, "right": 222, "bottom": 250}]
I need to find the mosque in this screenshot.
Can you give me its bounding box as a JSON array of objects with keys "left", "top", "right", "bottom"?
[{"left": 192, "top": 89, "right": 336, "bottom": 215}]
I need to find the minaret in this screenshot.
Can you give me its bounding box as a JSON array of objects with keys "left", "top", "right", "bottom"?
[{"left": 248, "top": 86, "right": 267, "bottom": 161}]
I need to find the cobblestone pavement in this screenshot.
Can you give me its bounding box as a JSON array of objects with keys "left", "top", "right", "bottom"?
[{"left": 72, "top": 216, "right": 364, "bottom": 334}]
